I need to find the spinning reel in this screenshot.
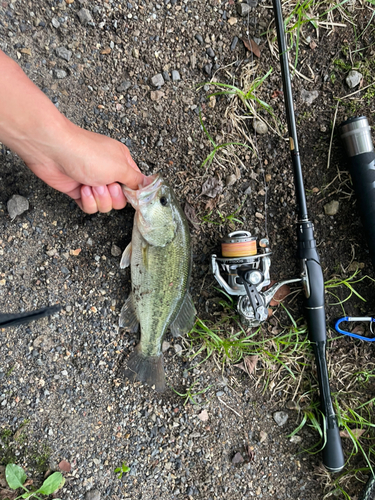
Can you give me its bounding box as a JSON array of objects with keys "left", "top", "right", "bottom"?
[{"left": 211, "top": 231, "right": 300, "bottom": 327}]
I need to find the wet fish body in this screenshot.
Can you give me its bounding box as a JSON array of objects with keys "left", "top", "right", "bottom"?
[{"left": 119, "top": 175, "right": 195, "bottom": 391}]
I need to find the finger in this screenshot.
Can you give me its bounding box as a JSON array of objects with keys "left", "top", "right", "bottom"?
[
  {"left": 80, "top": 185, "right": 99, "bottom": 214},
  {"left": 117, "top": 145, "right": 146, "bottom": 189},
  {"left": 107, "top": 183, "right": 127, "bottom": 210},
  {"left": 92, "top": 185, "right": 113, "bottom": 213}
]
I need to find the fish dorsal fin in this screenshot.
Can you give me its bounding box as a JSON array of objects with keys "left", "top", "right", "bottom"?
[
  {"left": 120, "top": 242, "right": 132, "bottom": 269},
  {"left": 119, "top": 294, "right": 139, "bottom": 333},
  {"left": 170, "top": 292, "right": 196, "bottom": 337}
]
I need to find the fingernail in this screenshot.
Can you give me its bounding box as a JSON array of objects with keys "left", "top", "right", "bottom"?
[
  {"left": 82, "top": 186, "right": 93, "bottom": 197},
  {"left": 108, "top": 183, "right": 120, "bottom": 197},
  {"left": 93, "top": 185, "right": 106, "bottom": 196}
]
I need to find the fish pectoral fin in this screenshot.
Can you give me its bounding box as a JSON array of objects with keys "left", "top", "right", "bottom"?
[
  {"left": 119, "top": 294, "right": 139, "bottom": 333},
  {"left": 122, "top": 345, "right": 166, "bottom": 393},
  {"left": 120, "top": 242, "right": 132, "bottom": 269},
  {"left": 170, "top": 292, "right": 196, "bottom": 338}
]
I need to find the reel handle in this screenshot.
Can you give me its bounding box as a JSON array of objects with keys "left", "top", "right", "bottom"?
[{"left": 339, "top": 117, "right": 375, "bottom": 269}]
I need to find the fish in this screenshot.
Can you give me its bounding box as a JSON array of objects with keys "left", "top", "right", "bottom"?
[{"left": 119, "top": 174, "right": 195, "bottom": 392}]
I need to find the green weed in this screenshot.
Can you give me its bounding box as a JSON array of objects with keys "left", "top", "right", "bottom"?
[
  {"left": 3, "top": 463, "right": 64, "bottom": 500},
  {"left": 171, "top": 381, "right": 213, "bottom": 406},
  {"left": 114, "top": 462, "right": 130, "bottom": 479}
]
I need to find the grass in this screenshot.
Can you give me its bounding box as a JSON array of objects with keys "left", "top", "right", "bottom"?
[{"left": 200, "top": 197, "right": 247, "bottom": 226}]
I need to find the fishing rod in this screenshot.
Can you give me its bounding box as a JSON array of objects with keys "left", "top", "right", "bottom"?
[{"left": 271, "top": 0, "right": 345, "bottom": 472}]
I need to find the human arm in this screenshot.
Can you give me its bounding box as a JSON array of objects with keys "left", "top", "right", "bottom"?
[{"left": 0, "top": 50, "right": 145, "bottom": 213}]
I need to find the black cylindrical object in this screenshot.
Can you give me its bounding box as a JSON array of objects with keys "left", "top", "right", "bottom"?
[
  {"left": 272, "top": 0, "right": 345, "bottom": 472},
  {"left": 339, "top": 116, "right": 375, "bottom": 268}
]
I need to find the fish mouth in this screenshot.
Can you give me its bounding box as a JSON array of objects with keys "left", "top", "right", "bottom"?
[{"left": 122, "top": 174, "right": 162, "bottom": 210}]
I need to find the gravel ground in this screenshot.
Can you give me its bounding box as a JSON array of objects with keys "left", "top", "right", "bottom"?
[{"left": 1, "top": 0, "right": 375, "bottom": 499}]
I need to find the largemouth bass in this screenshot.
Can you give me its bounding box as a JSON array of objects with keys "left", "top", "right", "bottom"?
[{"left": 119, "top": 174, "right": 195, "bottom": 392}]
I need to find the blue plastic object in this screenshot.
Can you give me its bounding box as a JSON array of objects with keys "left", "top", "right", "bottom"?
[{"left": 335, "top": 316, "right": 375, "bottom": 341}]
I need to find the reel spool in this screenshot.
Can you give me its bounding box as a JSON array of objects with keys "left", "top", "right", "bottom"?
[{"left": 211, "top": 230, "right": 300, "bottom": 327}]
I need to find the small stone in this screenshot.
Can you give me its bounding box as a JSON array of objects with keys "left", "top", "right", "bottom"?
[
  {"left": 237, "top": 2, "right": 251, "bottom": 16},
  {"left": 206, "top": 47, "right": 215, "bottom": 58},
  {"left": 253, "top": 120, "right": 268, "bottom": 134},
  {"left": 162, "top": 70, "right": 170, "bottom": 82},
  {"left": 132, "top": 48, "right": 139, "bottom": 58},
  {"left": 230, "top": 36, "right": 238, "bottom": 51},
  {"left": 301, "top": 89, "right": 319, "bottom": 105},
  {"left": 232, "top": 452, "right": 244, "bottom": 464},
  {"left": 7, "top": 195, "right": 29, "bottom": 218},
  {"left": 55, "top": 46, "right": 72, "bottom": 61},
  {"left": 195, "top": 34, "right": 203, "bottom": 44},
  {"left": 346, "top": 70, "right": 362, "bottom": 89},
  {"left": 324, "top": 200, "right": 339, "bottom": 216},
  {"left": 226, "top": 174, "right": 237, "bottom": 187},
  {"left": 171, "top": 70, "right": 180, "bottom": 82},
  {"left": 59, "top": 460, "right": 71, "bottom": 472},
  {"left": 111, "top": 244, "right": 122, "bottom": 257},
  {"left": 290, "top": 435, "right": 302, "bottom": 444},
  {"left": 259, "top": 431, "right": 267, "bottom": 443},
  {"left": 52, "top": 17, "right": 60, "bottom": 28},
  {"left": 116, "top": 80, "right": 131, "bottom": 92},
  {"left": 174, "top": 344, "right": 182, "bottom": 355},
  {"left": 228, "top": 17, "right": 237, "bottom": 25},
  {"left": 151, "top": 73, "right": 165, "bottom": 87},
  {"left": 150, "top": 90, "right": 164, "bottom": 101},
  {"left": 162, "top": 341, "right": 170, "bottom": 352},
  {"left": 286, "top": 400, "right": 300, "bottom": 411},
  {"left": 273, "top": 411, "right": 288, "bottom": 426},
  {"left": 204, "top": 63, "right": 212, "bottom": 75},
  {"left": 85, "top": 490, "right": 101, "bottom": 500},
  {"left": 77, "top": 7, "right": 92, "bottom": 24},
  {"left": 54, "top": 69, "right": 67, "bottom": 79}
]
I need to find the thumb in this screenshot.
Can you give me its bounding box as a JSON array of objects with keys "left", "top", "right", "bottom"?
[{"left": 115, "top": 145, "right": 146, "bottom": 189}]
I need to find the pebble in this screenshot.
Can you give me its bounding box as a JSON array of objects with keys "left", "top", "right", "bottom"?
[
  {"left": 150, "top": 90, "right": 164, "bottom": 101},
  {"left": 324, "top": 200, "right": 339, "bottom": 216},
  {"left": 237, "top": 2, "right": 251, "bottom": 16},
  {"left": 162, "top": 70, "right": 170, "bottom": 82},
  {"left": 151, "top": 73, "right": 165, "bottom": 87},
  {"left": 77, "top": 7, "right": 93, "bottom": 24},
  {"left": 290, "top": 435, "right": 302, "bottom": 444},
  {"left": 230, "top": 36, "right": 238, "bottom": 51},
  {"left": 111, "top": 244, "right": 122, "bottom": 257},
  {"left": 85, "top": 490, "right": 101, "bottom": 500},
  {"left": 195, "top": 34, "right": 203, "bottom": 44},
  {"left": 228, "top": 17, "right": 237, "bottom": 26},
  {"left": 55, "top": 47, "right": 72, "bottom": 62},
  {"left": 54, "top": 69, "right": 67, "bottom": 79},
  {"left": 174, "top": 344, "right": 182, "bottom": 355},
  {"left": 346, "top": 70, "right": 362, "bottom": 89},
  {"left": 204, "top": 63, "right": 212, "bottom": 75},
  {"left": 206, "top": 48, "right": 215, "bottom": 58},
  {"left": 273, "top": 411, "right": 289, "bottom": 426},
  {"left": 116, "top": 81, "right": 131, "bottom": 92},
  {"left": 300, "top": 89, "right": 319, "bottom": 105},
  {"left": 232, "top": 452, "right": 244, "bottom": 464},
  {"left": 253, "top": 120, "right": 268, "bottom": 135},
  {"left": 51, "top": 17, "right": 60, "bottom": 28},
  {"left": 259, "top": 431, "right": 268, "bottom": 443},
  {"left": 7, "top": 194, "right": 29, "bottom": 218},
  {"left": 226, "top": 174, "right": 237, "bottom": 187},
  {"left": 162, "top": 341, "right": 170, "bottom": 352},
  {"left": 171, "top": 70, "right": 180, "bottom": 82},
  {"left": 286, "top": 400, "right": 300, "bottom": 411}
]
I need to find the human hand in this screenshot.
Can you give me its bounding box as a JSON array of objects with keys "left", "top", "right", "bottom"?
[{"left": 24, "top": 120, "right": 146, "bottom": 214}]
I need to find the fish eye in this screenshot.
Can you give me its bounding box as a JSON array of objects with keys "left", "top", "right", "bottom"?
[{"left": 160, "top": 196, "right": 168, "bottom": 206}]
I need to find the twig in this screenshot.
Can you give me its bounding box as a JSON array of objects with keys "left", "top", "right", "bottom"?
[
  {"left": 327, "top": 100, "right": 339, "bottom": 170},
  {"left": 217, "top": 395, "right": 243, "bottom": 418},
  {"left": 338, "top": 81, "right": 375, "bottom": 100}
]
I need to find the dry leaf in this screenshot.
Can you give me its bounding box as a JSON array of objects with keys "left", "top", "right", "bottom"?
[
  {"left": 201, "top": 177, "right": 223, "bottom": 198},
  {"left": 101, "top": 47, "right": 111, "bottom": 55},
  {"left": 242, "top": 38, "right": 261, "bottom": 58},
  {"left": 309, "top": 40, "right": 317, "bottom": 50},
  {"left": 0, "top": 466, "right": 6, "bottom": 488},
  {"left": 184, "top": 202, "right": 199, "bottom": 227},
  {"left": 205, "top": 198, "right": 217, "bottom": 211},
  {"left": 70, "top": 248, "right": 81, "bottom": 256},
  {"left": 340, "top": 428, "right": 366, "bottom": 439},
  {"left": 235, "top": 355, "right": 258, "bottom": 376},
  {"left": 271, "top": 89, "right": 283, "bottom": 99},
  {"left": 0, "top": 489, "right": 18, "bottom": 500},
  {"left": 198, "top": 409, "right": 209, "bottom": 422},
  {"left": 269, "top": 284, "right": 291, "bottom": 306}
]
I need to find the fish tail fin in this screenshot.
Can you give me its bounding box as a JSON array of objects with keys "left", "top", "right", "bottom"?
[{"left": 123, "top": 345, "right": 166, "bottom": 392}]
